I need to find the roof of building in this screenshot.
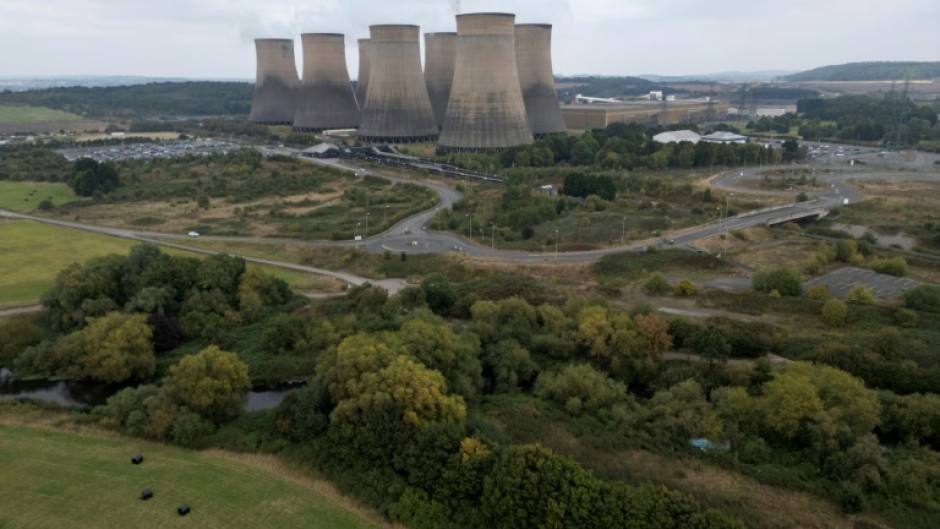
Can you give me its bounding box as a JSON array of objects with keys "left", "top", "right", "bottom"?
[
  {"left": 302, "top": 143, "right": 340, "bottom": 154},
  {"left": 701, "top": 131, "right": 748, "bottom": 143},
  {"left": 652, "top": 130, "right": 701, "bottom": 144}
]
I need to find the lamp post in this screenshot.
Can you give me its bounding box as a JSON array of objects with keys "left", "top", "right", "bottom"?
[
  {"left": 384, "top": 204, "right": 388, "bottom": 226},
  {"left": 490, "top": 222, "right": 495, "bottom": 249},
  {"left": 621, "top": 217, "right": 626, "bottom": 246},
  {"left": 355, "top": 222, "right": 360, "bottom": 238},
  {"left": 365, "top": 212, "right": 370, "bottom": 236},
  {"left": 554, "top": 229, "right": 559, "bottom": 262}
]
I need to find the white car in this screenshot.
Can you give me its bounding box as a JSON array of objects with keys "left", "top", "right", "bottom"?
[{"left": 187, "top": 231, "right": 200, "bottom": 238}]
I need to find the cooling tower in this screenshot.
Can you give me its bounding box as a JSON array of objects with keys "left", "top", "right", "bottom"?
[
  {"left": 249, "top": 39, "right": 299, "bottom": 125},
  {"left": 293, "top": 33, "right": 360, "bottom": 132},
  {"left": 358, "top": 25, "right": 439, "bottom": 143},
  {"left": 438, "top": 13, "right": 533, "bottom": 151},
  {"left": 424, "top": 32, "right": 457, "bottom": 129},
  {"left": 355, "top": 39, "right": 371, "bottom": 108},
  {"left": 515, "top": 24, "right": 566, "bottom": 137}
]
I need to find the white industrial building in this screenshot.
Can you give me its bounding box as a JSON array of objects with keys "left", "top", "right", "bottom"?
[{"left": 652, "top": 130, "right": 701, "bottom": 144}]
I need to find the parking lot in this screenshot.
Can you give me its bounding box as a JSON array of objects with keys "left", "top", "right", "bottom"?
[
  {"left": 56, "top": 140, "right": 239, "bottom": 163},
  {"left": 804, "top": 266, "right": 922, "bottom": 302}
]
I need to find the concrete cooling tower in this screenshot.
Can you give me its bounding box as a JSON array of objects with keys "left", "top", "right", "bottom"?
[
  {"left": 293, "top": 33, "right": 360, "bottom": 132},
  {"left": 355, "top": 38, "right": 371, "bottom": 109},
  {"left": 438, "top": 13, "right": 533, "bottom": 151},
  {"left": 515, "top": 24, "right": 566, "bottom": 137},
  {"left": 424, "top": 32, "right": 456, "bottom": 129},
  {"left": 358, "top": 25, "right": 439, "bottom": 143},
  {"left": 249, "top": 39, "right": 299, "bottom": 125}
]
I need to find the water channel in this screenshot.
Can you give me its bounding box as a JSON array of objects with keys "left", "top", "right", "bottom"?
[{"left": 0, "top": 373, "right": 297, "bottom": 413}]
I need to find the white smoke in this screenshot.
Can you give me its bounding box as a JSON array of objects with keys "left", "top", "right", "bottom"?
[{"left": 449, "top": 0, "right": 460, "bottom": 14}]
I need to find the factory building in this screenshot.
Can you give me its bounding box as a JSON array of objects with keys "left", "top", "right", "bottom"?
[
  {"left": 293, "top": 33, "right": 360, "bottom": 132},
  {"left": 249, "top": 39, "right": 300, "bottom": 125},
  {"left": 358, "top": 25, "right": 439, "bottom": 143},
  {"left": 561, "top": 100, "right": 730, "bottom": 130},
  {"left": 438, "top": 13, "right": 533, "bottom": 151},
  {"left": 424, "top": 32, "right": 457, "bottom": 129},
  {"left": 515, "top": 24, "right": 566, "bottom": 137}
]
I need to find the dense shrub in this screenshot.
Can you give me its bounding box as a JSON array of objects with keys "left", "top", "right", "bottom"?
[{"left": 752, "top": 267, "right": 803, "bottom": 296}]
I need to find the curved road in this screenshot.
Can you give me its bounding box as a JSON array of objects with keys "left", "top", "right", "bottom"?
[{"left": 3, "top": 149, "right": 939, "bottom": 281}]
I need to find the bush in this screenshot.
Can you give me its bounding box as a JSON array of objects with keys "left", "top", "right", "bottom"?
[
  {"left": 870, "top": 256, "right": 908, "bottom": 277},
  {"left": 806, "top": 284, "right": 832, "bottom": 300},
  {"left": 752, "top": 267, "right": 802, "bottom": 296},
  {"left": 673, "top": 279, "right": 696, "bottom": 297},
  {"left": 903, "top": 285, "right": 940, "bottom": 313},
  {"left": 533, "top": 364, "right": 628, "bottom": 416},
  {"left": 821, "top": 299, "right": 848, "bottom": 327},
  {"left": 844, "top": 284, "right": 876, "bottom": 305},
  {"left": 644, "top": 273, "right": 672, "bottom": 295}
]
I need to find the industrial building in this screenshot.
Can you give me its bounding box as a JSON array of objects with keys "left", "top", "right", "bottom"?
[
  {"left": 515, "top": 24, "right": 566, "bottom": 137},
  {"left": 439, "top": 13, "right": 534, "bottom": 151},
  {"left": 424, "top": 32, "right": 457, "bottom": 129},
  {"left": 293, "top": 33, "right": 360, "bottom": 132},
  {"left": 355, "top": 39, "right": 371, "bottom": 108},
  {"left": 561, "top": 99, "right": 730, "bottom": 130},
  {"left": 249, "top": 39, "right": 300, "bottom": 125},
  {"left": 358, "top": 25, "right": 439, "bottom": 143}
]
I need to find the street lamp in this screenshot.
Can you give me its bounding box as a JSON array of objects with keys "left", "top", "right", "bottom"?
[
  {"left": 384, "top": 204, "right": 388, "bottom": 226},
  {"left": 355, "top": 222, "right": 360, "bottom": 238},
  {"left": 366, "top": 212, "right": 370, "bottom": 236},
  {"left": 490, "top": 222, "right": 495, "bottom": 249},
  {"left": 621, "top": 217, "right": 626, "bottom": 245},
  {"left": 554, "top": 229, "right": 559, "bottom": 262}
]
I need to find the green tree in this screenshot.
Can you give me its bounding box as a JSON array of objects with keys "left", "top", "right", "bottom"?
[
  {"left": 752, "top": 267, "right": 803, "bottom": 296},
  {"left": 903, "top": 284, "right": 940, "bottom": 312},
  {"left": 395, "top": 316, "right": 483, "bottom": 400},
  {"left": 422, "top": 272, "right": 457, "bottom": 315},
  {"left": 161, "top": 345, "right": 251, "bottom": 424},
  {"left": 0, "top": 315, "right": 44, "bottom": 366},
  {"left": 845, "top": 284, "right": 876, "bottom": 305},
  {"left": 821, "top": 298, "right": 849, "bottom": 326},
  {"left": 534, "top": 364, "right": 628, "bottom": 415},
  {"left": 78, "top": 312, "right": 155, "bottom": 383}
]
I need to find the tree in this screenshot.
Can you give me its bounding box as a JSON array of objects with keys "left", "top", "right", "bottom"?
[
  {"left": 161, "top": 345, "right": 251, "bottom": 424},
  {"left": 870, "top": 256, "right": 907, "bottom": 277},
  {"left": 903, "top": 285, "right": 940, "bottom": 313},
  {"left": 78, "top": 312, "right": 155, "bottom": 383},
  {"left": 534, "top": 364, "right": 628, "bottom": 415},
  {"left": 68, "top": 158, "right": 119, "bottom": 197},
  {"left": 752, "top": 267, "right": 803, "bottom": 296},
  {"left": 422, "top": 272, "right": 457, "bottom": 315},
  {"left": 395, "top": 316, "right": 483, "bottom": 401},
  {"left": 42, "top": 254, "right": 126, "bottom": 332},
  {"left": 574, "top": 305, "right": 614, "bottom": 358},
  {"left": 821, "top": 298, "right": 849, "bottom": 327},
  {"left": 0, "top": 315, "right": 44, "bottom": 365},
  {"left": 644, "top": 273, "right": 672, "bottom": 295},
  {"left": 633, "top": 313, "right": 673, "bottom": 355},
  {"left": 689, "top": 324, "right": 731, "bottom": 365}
]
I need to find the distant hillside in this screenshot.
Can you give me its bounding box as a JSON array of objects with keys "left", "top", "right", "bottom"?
[
  {"left": 785, "top": 61, "right": 940, "bottom": 82},
  {"left": 0, "top": 82, "right": 253, "bottom": 119}
]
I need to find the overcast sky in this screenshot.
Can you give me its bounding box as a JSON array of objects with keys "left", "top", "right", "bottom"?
[{"left": 1, "top": 0, "right": 938, "bottom": 79}]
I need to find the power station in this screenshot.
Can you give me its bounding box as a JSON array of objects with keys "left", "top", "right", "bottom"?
[
  {"left": 515, "top": 24, "right": 566, "bottom": 137},
  {"left": 438, "top": 13, "right": 534, "bottom": 151},
  {"left": 424, "top": 32, "right": 457, "bottom": 130},
  {"left": 358, "top": 25, "right": 439, "bottom": 143},
  {"left": 249, "top": 39, "right": 299, "bottom": 125},
  {"left": 355, "top": 38, "right": 371, "bottom": 109},
  {"left": 250, "top": 13, "right": 574, "bottom": 148},
  {"left": 292, "top": 33, "right": 360, "bottom": 132}
]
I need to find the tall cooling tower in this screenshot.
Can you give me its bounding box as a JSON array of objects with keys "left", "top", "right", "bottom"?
[
  {"left": 515, "top": 24, "right": 566, "bottom": 136},
  {"left": 355, "top": 39, "right": 371, "bottom": 108},
  {"left": 358, "top": 25, "right": 439, "bottom": 143},
  {"left": 293, "top": 33, "right": 360, "bottom": 132},
  {"left": 249, "top": 39, "right": 299, "bottom": 125},
  {"left": 424, "top": 32, "right": 456, "bottom": 129},
  {"left": 438, "top": 13, "right": 533, "bottom": 151}
]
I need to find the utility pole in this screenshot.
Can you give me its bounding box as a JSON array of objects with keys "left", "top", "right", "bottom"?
[
  {"left": 554, "top": 229, "right": 559, "bottom": 262},
  {"left": 365, "top": 212, "right": 370, "bottom": 236}
]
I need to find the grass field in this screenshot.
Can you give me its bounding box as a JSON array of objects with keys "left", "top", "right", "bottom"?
[
  {"left": 0, "top": 221, "right": 339, "bottom": 307},
  {"left": 0, "top": 105, "right": 84, "bottom": 123},
  {"left": 0, "top": 181, "right": 79, "bottom": 212},
  {"left": 0, "top": 419, "right": 380, "bottom": 529}
]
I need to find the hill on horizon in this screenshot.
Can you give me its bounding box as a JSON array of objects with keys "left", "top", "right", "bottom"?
[{"left": 785, "top": 61, "right": 940, "bottom": 82}]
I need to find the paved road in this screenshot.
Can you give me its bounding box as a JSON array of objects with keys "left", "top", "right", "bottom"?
[{"left": 3, "top": 150, "right": 939, "bottom": 275}]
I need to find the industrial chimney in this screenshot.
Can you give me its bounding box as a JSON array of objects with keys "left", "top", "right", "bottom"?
[
  {"left": 249, "top": 39, "right": 299, "bottom": 125},
  {"left": 515, "top": 24, "right": 566, "bottom": 137},
  {"left": 424, "top": 32, "right": 457, "bottom": 129},
  {"left": 355, "top": 38, "right": 371, "bottom": 109},
  {"left": 293, "top": 33, "right": 360, "bottom": 132},
  {"left": 438, "top": 13, "right": 533, "bottom": 151},
  {"left": 358, "top": 25, "right": 439, "bottom": 143}
]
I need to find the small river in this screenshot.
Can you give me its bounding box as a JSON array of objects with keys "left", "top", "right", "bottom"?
[{"left": 0, "top": 375, "right": 297, "bottom": 413}]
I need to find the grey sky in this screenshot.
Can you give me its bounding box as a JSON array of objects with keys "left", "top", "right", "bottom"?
[{"left": 1, "top": 0, "right": 937, "bottom": 79}]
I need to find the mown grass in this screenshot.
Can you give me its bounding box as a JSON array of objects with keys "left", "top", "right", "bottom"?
[
  {"left": 0, "top": 105, "right": 84, "bottom": 123},
  {"left": 0, "top": 221, "right": 333, "bottom": 306},
  {"left": 0, "top": 420, "right": 379, "bottom": 529},
  {"left": 0, "top": 180, "right": 79, "bottom": 212}
]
